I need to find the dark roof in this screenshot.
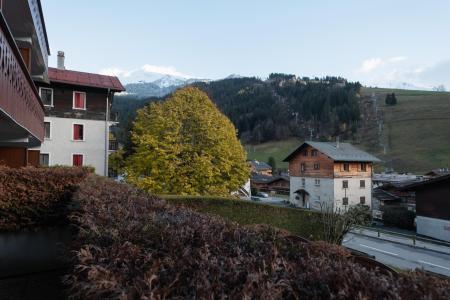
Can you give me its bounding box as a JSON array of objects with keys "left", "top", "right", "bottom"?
[
  {"left": 251, "top": 174, "right": 289, "bottom": 184},
  {"left": 373, "top": 188, "right": 401, "bottom": 202},
  {"left": 283, "top": 141, "right": 381, "bottom": 162},
  {"left": 249, "top": 160, "right": 272, "bottom": 171},
  {"left": 48, "top": 67, "right": 125, "bottom": 92},
  {"left": 400, "top": 174, "right": 450, "bottom": 191}
]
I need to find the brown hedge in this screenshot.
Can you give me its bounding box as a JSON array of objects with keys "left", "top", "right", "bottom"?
[
  {"left": 65, "top": 176, "right": 450, "bottom": 299},
  {"left": 0, "top": 166, "right": 90, "bottom": 231}
]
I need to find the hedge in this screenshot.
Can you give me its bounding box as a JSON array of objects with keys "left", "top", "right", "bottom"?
[
  {"left": 66, "top": 176, "right": 450, "bottom": 299},
  {"left": 0, "top": 166, "right": 90, "bottom": 232}
]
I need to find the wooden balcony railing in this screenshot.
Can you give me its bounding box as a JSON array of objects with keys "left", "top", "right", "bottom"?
[{"left": 0, "top": 12, "right": 44, "bottom": 141}]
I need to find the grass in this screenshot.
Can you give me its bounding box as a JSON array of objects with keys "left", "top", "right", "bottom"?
[
  {"left": 361, "top": 87, "right": 450, "bottom": 173},
  {"left": 162, "top": 195, "right": 324, "bottom": 240},
  {"left": 243, "top": 88, "right": 450, "bottom": 174},
  {"left": 244, "top": 138, "right": 301, "bottom": 170}
]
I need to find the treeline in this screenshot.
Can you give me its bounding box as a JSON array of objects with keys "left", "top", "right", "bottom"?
[{"left": 112, "top": 74, "right": 362, "bottom": 150}]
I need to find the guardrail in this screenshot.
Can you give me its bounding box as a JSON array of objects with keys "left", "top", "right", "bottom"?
[{"left": 353, "top": 225, "right": 450, "bottom": 249}]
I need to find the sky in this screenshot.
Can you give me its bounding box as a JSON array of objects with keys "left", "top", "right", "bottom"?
[{"left": 42, "top": 0, "right": 450, "bottom": 89}]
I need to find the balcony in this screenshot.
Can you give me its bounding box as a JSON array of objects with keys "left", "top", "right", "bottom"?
[
  {"left": 0, "top": 11, "right": 44, "bottom": 147},
  {"left": 1, "top": 0, "right": 50, "bottom": 82}
]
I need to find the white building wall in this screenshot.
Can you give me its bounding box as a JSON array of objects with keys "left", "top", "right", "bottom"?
[
  {"left": 416, "top": 216, "right": 450, "bottom": 242},
  {"left": 333, "top": 177, "right": 372, "bottom": 210},
  {"left": 289, "top": 176, "right": 334, "bottom": 210},
  {"left": 38, "top": 116, "right": 108, "bottom": 176}
]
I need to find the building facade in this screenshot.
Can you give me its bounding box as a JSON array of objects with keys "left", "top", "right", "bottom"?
[
  {"left": 33, "top": 55, "right": 124, "bottom": 175},
  {"left": 284, "top": 141, "right": 379, "bottom": 211},
  {"left": 0, "top": 0, "right": 49, "bottom": 167},
  {"left": 401, "top": 174, "right": 450, "bottom": 242}
]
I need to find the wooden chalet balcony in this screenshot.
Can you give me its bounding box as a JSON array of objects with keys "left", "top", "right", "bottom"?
[{"left": 0, "top": 12, "right": 44, "bottom": 145}]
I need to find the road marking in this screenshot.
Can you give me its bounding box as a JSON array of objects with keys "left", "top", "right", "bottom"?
[
  {"left": 359, "top": 244, "right": 398, "bottom": 256},
  {"left": 418, "top": 260, "right": 450, "bottom": 271}
]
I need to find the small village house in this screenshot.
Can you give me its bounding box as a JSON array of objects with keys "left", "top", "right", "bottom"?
[
  {"left": 0, "top": 0, "right": 49, "bottom": 167},
  {"left": 249, "top": 159, "right": 273, "bottom": 176},
  {"left": 250, "top": 174, "right": 290, "bottom": 195},
  {"left": 400, "top": 174, "right": 450, "bottom": 242},
  {"left": 283, "top": 141, "right": 380, "bottom": 210},
  {"left": 31, "top": 52, "right": 125, "bottom": 176}
]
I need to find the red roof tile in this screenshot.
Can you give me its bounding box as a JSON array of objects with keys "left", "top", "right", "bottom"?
[{"left": 48, "top": 67, "right": 125, "bottom": 92}]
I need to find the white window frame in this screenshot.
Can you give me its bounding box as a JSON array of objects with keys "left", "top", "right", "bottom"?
[
  {"left": 44, "top": 120, "right": 52, "bottom": 140},
  {"left": 72, "top": 123, "right": 85, "bottom": 142},
  {"left": 39, "top": 87, "right": 54, "bottom": 107},
  {"left": 71, "top": 153, "right": 84, "bottom": 167},
  {"left": 72, "top": 91, "right": 87, "bottom": 110},
  {"left": 39, "top": 152, "right": 51, "bottom": 166}
]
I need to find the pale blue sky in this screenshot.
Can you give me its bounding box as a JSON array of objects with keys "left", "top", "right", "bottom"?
[{"left": 43, "top": 0, "right": 450, "bottom": 88}]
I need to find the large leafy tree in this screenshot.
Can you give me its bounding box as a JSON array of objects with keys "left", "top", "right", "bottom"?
[{"left": 125, "top": 87, "right": 249, "bottom": 196}]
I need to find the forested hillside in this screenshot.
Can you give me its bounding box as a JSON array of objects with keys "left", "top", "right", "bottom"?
[{"left": 112, "top": 74, "right": 362, "bottom": 151}]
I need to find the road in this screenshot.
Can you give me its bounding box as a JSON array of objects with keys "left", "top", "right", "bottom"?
[{"left": 343, "top": 232, "right": 450, "bottom": 277}]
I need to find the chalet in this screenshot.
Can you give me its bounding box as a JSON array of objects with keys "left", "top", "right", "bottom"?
[
  {"left": 250, "top": 174, "right": 290, "bottom": 195},
  {"left": 401, "top": 174, "right": 450, "bottom": 242},
  {"left": 32, "top": 52, "right": 125, "bottom": 176},
  {"left": 0, "top": 0, "right": 49, "bottom": 167},
  {"left": 283, "top": 141, "right": 380, "bottom": 210},
  {"left": 249, "top": 159, "right": 273, "bottom": 176}
]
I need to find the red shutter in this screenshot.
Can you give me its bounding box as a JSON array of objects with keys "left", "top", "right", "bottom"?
[
  {"left": 73, "top": 154, "right": 83, "bottom": 166},
  {"left": 74, "top": 92, "right": 85, "bottom": 109},
  {"left": 73, "top": 124, "right": 83, "bottom": 140}
]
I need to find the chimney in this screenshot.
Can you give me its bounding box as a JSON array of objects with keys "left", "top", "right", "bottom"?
[
  {"left": 57, "top": 51, "right": 65, "bottom": 70},
  {"left": 336, "top": 136, "right": 340, "bottom": 149}
]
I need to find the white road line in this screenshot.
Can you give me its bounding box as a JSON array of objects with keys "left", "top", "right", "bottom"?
[
  {"left": 418, "top": 260, "right": 450, "bottom": 271},
  {"left": 359, "top": 244, "right": 398, "bottom": 256}
]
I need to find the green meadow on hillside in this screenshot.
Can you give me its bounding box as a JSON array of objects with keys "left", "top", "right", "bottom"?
[{"left": 244, "top": 88, "right": 450, "bottom": 174}]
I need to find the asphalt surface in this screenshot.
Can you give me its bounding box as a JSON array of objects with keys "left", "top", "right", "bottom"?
[{"left": 343, "top": 232, "right": 450, "bottom": 277}]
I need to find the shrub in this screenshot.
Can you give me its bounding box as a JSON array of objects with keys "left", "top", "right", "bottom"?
[
  {"left": 0, "top": 166, "right": 90, "bottom": 231},
  {"left": 382, "top": 206, "right": 416, "bottom": 230},
  {"left": 66, "top": 176, "right": 450, "bottom": 299}
]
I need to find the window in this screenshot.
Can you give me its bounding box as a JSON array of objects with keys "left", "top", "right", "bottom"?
[
  {"left": 360, "top": 163, "right": 367, "bottom": 172},
  {"left": 73, "top": 92, "right": 86, "bottom": 109},
  {"left": 342, "top": 180, "right": 348, "bottom": 189},
  {"left": 343, "top": 197, "right": 348, "bottom": 205},
  {"left": 301, "top": 178, "right": 305, "bottom": 186},
  {"left": 314, "top": 163, "right": 320, "bottom": 170},
  {"left": 343, "top": 163, "right": 350, "bottom": 172},
  {"left": 72, "top": 154, "right": 83, "bottom": 166},
  {"left": 360, "top": 180, "right": 366, "bottom": 188},
  {"left": 300, "top": 163, "right": 306, "bottom": 173},
  {"left": 44, "top": 122, "right": 51, "bottom": 139},
  {"left": 360, "top": 196, "right": 366, "bottom": 205},
  {"left": 73, "top": 124, "right": 84, "bottom": 141},
  {"left": 311, "top": 150, "right": 318, "bottom": 157},
  {"left": 40, "top": 88, "right": 53, "bottom": 106},
  {"left": 315, "top": 179, "right": 320, "bottom": 186},
  {"left": 39, "top": 153, "right": 49, "bottom": 166},
  {"left": 303, "top": 150, "right": 308, "bottom": 156}
]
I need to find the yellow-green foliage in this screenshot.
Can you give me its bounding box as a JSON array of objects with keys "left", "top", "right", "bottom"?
[{"left": 125, "top": 87, "right": 249, "bottom": 196}]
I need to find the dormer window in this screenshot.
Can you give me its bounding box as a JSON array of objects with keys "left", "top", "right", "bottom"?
[{"left": 73, "top": 91, "right": 86, "bottom": 110}]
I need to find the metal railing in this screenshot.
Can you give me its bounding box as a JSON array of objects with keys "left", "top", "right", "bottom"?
[{"left": 109, "top": 140, "right": 118, "bottom": 151}]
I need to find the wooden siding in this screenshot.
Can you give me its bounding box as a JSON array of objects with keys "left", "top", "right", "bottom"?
[
  {"left": 27, "top": 150, "right": 40, "bottom": 167},
  {"left": 334, "top": 162, "right": 373, "bottom": 178},
  {"left": 415, "top": 179, "right": 450, "bottom": 220},
  {"left": 0, "top": 13, "right": 44, "bottom": 141},
  {"left": 0, "top": 147, "right": 27, "bottom": 168},
  {"left": 36, "top": 82, "right": 110, "bottom": 121},
  {"left": 288, "top": 145, "right": 334, "bottom": 178}
]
